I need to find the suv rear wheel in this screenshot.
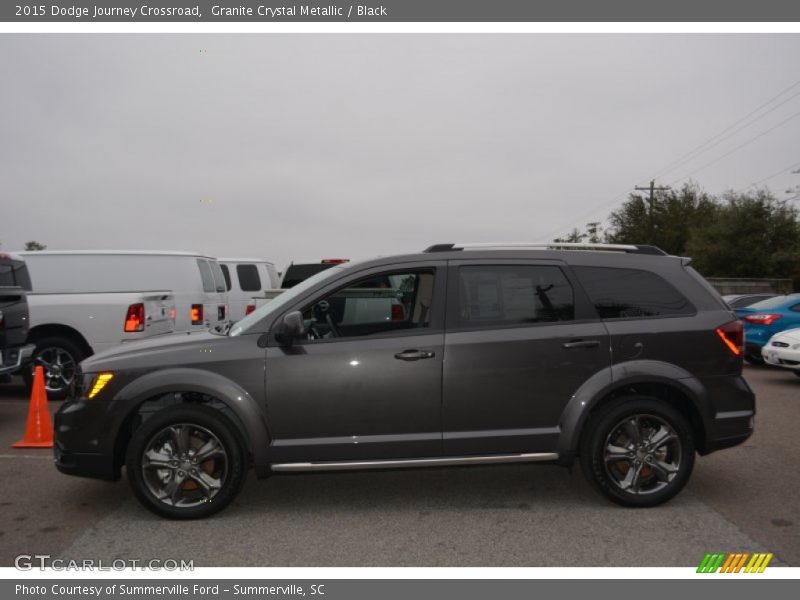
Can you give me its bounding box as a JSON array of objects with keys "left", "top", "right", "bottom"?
[
  {"left": 580, "top": 396, "right": 694, "bottom": 507},
  {"left": 126, "top": 404, "right": 247, "bottom": 519}
]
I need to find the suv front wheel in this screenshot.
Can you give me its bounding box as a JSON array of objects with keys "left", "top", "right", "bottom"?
[
  {"left": 126, "top": 404, "right": 247, "bottom": 519},
  {"left": 580, "top": 396, "right": 695, "bottom": 507}
]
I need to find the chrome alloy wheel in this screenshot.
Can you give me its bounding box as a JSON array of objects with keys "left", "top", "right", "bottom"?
[
  {"left": 35, "top": 347, "right": 76, "bottom": 393},
  {"left": 141, "top": 423, "right": 228, "bottom": 508},
  {"left": 603, "top": 414, "right": 682, "bottom": 496}
]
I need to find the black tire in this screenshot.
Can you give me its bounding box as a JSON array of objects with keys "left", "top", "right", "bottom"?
[
  {"left": 126, "top": 404, "right": 247, "bottom": 519},
  {"left": 793, "top": 371, "right": 800, "bottom": 378},
  {"left": 23, "top": 336, "right": 86, "bottom": 401},
  {"left": 579, "top": 396, "right": 695, "bottom": 508}
]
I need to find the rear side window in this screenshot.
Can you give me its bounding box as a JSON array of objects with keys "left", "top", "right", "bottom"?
[
  {"left": 236, "top": 264, "right": 261, "bottom": 292},
  {"left": 0, "top": 263, "right": 13, "bottom": 286},
  {"left": 0, "top": 261, "right": 31, "bottom": 290},
  {"left": 219, "top": 264, "right": 232, "bottom": 291},
  {"left": 208, "top": 261, "right": 227, "bottom": 293},
  {"left": 574, "top": 266, "right": 694, "bottom": 319},
  {"left": 457, "top": 265, "right": 574, "bottom": 327},
  {"left": 282, "top": 263, "right": 336, "bottom": 288},
  {"left": 749, "top": 295, "right": 798, "bottom": 310},
  {"left": 197, "top": 259, "right": 216, "bottom": 293}
]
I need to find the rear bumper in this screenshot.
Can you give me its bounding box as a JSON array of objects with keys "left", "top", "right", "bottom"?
[
  {"left": 0, "top": 343, "right": 34, "bottom": 376},
  {"left": 702, "top": 375, "right": 755, "bottom": 454}
]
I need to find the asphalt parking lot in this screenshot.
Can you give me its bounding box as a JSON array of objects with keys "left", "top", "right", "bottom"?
[{"left": 0, "top": 365, "right": 796, "bottom": 568}]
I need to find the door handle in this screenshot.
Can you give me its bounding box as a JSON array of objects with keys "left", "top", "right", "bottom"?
[
  {"left": 394, "top": 350, "right": 435, "bottom": 361},
  {"left": 562, "top": 340, "right": 601, "bottom": 349}
]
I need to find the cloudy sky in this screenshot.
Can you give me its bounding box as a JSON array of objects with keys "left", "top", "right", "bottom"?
[{"left": 2, "top": 34, "right": 799, "bottom": 268}]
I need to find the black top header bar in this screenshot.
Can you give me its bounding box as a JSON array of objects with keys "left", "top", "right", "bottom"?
[{"left": 3, "top": 0, "right": 800, "bottom": 22}]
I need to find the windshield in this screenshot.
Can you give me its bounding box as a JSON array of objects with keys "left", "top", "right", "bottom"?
[{"left": 229, "top": 266, "right": 346, "bottom": 336}]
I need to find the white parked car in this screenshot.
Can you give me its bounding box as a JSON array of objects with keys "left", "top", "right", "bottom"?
[
  {"left": 762, "top": 328, "right": 800, "bottom": 377},
  {"left": 218, "top": 258, "right": 280, "bottom": 321},
  {"left": 16, "top": 250, "right": 229, "bottom": 398}
]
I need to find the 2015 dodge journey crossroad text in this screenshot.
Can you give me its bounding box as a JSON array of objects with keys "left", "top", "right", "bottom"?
[{"left": 54, "top": 243, "right": 755, "bottom": 519}]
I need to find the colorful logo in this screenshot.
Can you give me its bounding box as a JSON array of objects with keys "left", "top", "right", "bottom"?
[{"left": 697, "top": 552, "right": 773, "bottom": 573}]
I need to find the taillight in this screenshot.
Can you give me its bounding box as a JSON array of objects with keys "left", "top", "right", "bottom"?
[
  {"left": 124, "top": 303, "right": 145, "bottom": 332},
  {"left": 716, "top": 320, "right": 743, "bottom": 356},
  {"left": 742, "top": 313, "right": 782, "bottom": 326},
  {"left": 191, "top": 304, "right": 203, "bottom": 325},
  {"left": 321, "top": 258, "right": 349, "bottom": 264},
  {"left": 245, "top": 304, "right": 256, "bottom": 315},
  {"left": 391, "top": 304, "right": 404, "bottom": 321},
  {"left": 170, "top": 308, "right": 177, "bottom": 320}
]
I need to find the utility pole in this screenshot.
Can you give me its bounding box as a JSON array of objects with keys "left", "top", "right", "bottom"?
[{"left": 634, "top": 180, "right": 671, "bottom": 241}]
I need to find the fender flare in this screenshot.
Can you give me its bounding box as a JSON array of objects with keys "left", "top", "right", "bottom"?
[
  {"left": 557, "top": 360, "right": 709, "bottom": 461},
  {"left": 110, "top": 368, "right": 272, "bottom": 477}
]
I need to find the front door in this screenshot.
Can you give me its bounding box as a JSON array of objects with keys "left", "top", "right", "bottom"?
[
  {"left": 265, "top": 262, "right": 446, "bottom": 463},
  {"left": 442, "top": 260, "right": 611, "bottom": 455}
]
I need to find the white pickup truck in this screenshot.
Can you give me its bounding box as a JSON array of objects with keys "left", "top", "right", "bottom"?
[{"left": 11, "top": 252, "right": 225, "bottom": 400}]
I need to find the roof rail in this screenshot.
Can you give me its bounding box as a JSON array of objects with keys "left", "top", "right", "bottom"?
[{"left": 422, "top": 242, "right": 667, "bottom": 256}]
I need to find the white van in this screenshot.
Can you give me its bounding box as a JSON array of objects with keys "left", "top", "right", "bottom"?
[
  {"left": 218, "top": 258, "right": 280, "bottom": 321},
  {"left": 19, "top": 251, "right": 229, "bottom": 334}
]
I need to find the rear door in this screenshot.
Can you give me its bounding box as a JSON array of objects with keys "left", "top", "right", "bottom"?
[
  {"left": 442, "top": 259, "right": 611, "bottom": 455},
  {"left": 195, "top": 259, "right": 226, "bottom": 328}
]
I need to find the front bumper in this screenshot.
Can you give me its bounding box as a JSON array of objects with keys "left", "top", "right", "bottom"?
[
  {"left": 762, "top": 345, "right": 800, "bottom": 370},
  {"left": 53, "top": 398, "right": 119, "bottom": 480},
  {"left": 0, "top": 343, "right": 34, "bottom": 376}
]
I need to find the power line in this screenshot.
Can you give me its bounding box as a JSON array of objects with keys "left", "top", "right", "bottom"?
[
  {"left": 736, "top": 159, "right": 800, "bottom": 193},
  {"left": 545, "top": 78, "right": 800, "bottom": 241},
  {"left": 667, "top": 109, "right": 800, "bottom": 186},
  {"left": 651, "top": 87, "right": 800, "bottom": 180},
  {"left": 650, "top": 77, "right": 800, "bottom": 180}
]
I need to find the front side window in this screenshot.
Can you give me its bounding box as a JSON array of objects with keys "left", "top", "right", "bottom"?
[
  {"left": 457, "top": 265, "right": 574, "bottom": 327},
  {"left": 302, "top": 269, "right": 435, "bottom": 340},
  {"left": 236, "top": 264, "right": 262, "bottom": 292},
  {"left": 574, "top": 266, "right": 694, "bottom": 319}
]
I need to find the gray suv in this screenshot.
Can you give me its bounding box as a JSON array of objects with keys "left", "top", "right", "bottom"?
[{"left": 54, "top": 243, "right": 755, "bottom": 519}]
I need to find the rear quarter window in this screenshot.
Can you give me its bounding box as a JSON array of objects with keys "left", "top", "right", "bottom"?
[{"left": 573, "top": 266, "right": 695, "bottom": 319}]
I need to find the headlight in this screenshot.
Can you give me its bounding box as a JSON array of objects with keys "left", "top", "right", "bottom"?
[{"left": 87, "top": 373, "right": 114, "bottom": 399}]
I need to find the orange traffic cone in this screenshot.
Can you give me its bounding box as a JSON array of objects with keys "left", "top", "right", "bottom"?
[{"left": 12, "top": 365, "right": 54, "bottom": 449}]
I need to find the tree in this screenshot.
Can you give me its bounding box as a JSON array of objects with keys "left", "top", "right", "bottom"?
[
  {"left": 24, "top": 240, "right": 47, "bottom": 251},
  {"left": 685, "top": 189, "right": 800, "bottom": 286},
  {"left": 604, "top": 183, "right": 717, "bottom": 256},
  {"left": 554, "top": 221, "right": 605, "bottom": 244}
]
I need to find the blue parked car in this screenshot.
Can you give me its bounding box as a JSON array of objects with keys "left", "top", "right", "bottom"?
[{"left": 736, "top": 293, "right": 800, "bottom": 364}]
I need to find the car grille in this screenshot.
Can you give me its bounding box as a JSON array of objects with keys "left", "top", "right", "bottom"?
[{"left": 779, "top": 359, "right": 800, "bottom": 366}]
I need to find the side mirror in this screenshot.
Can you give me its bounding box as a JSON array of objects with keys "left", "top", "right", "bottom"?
[{"left": 279, "top": 311, "right": 306, "bottom": 343}]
